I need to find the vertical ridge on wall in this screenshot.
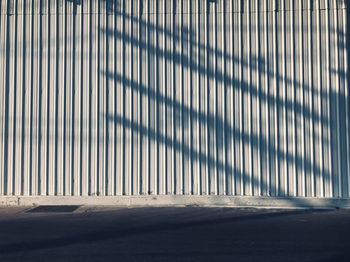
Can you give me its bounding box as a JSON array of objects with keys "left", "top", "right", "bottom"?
[{"left": 0, "top": 0, "right": 349, "bottom": 198}]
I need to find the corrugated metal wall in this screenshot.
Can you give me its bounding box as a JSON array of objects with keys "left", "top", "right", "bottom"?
[{"left": 0, "top": 0, "right": 349, "bottom": 198}]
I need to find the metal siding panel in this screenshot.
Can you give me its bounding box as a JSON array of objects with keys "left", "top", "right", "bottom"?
[
  {"left": 157, "top": 0, "right": 166, "bottom": 195},
  {"left": 331, "top": 0, "right": 341, "bottom": 197},
  {"left": 343, "top": 3, "right": 350, "bottom": 198},
  {"left": 199, "top": 0, "right": 209, "bottom": 195},
  {"left": 116, "top": 0, "right": 124, "bottom": 195},
  {"left": 132, "top": 0, "right": 140, "bottom": 195},
  {"left": 39, "top": 3, "right": 48, "bottom": 196},
  {"left": 0, "top": 6, "right": 5, "bottom": 195},
  {"left": 14, "top": 4, "right": 24, "bottom": 196},
  {"left": 6, "top": 11, "right": 15, "bottom": 195},
  {"left": 182, "top": 0, "right": 191, "bottom": 195},
  {"left": 314, "top": 0, "right": 322, "bottom": 197},
  {"left": 149, "top": 8, "right": 158, "bottom": 195},
  {"left": 106, "top": 8, "right": 115, "bottom": 196},
  {"left": 71, "top": 11, "right": 80, "bottom": 196},
  {"left": 261, "top": 0, "right": 270, "bottom": 196},
  {"left": 287, "top": 0, "right": 297, "bottom": 196},
  {"left": 236, "top": 0, "right": 245, "bottom": 196},
  {"left": 48, "top": 5, "right": 56, "bottom": 196},
  {"left": 225, "top": 0, "right": 234, "bottom": 196},
  {"left": 323, "top": 0, "right": 333, "bottom": 197},
  {"left": 339, "top": 7, "right": 349, "bottom": 197},
  {"left": 217, "top": 0, "right": 226, "bottom": 195},
  {"left": 0, "top": 0, "right": 349, "bottom": 200},
  {"left": 22, "top": 4, "right": 32, "bottom": 196}
]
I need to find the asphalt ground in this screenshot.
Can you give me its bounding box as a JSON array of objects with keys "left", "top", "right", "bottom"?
[{"left": 0, "top": 206, "right": 349, "bottom": 261}]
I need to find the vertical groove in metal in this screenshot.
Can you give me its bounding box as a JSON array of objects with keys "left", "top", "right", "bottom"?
[
  {"left": 344, "top": 1, "right": 350, "bottom": 198},
  {"left": 325, "top": 0, "right": 333, "bottom": 198},
  {"left": 213, "top": 0, "right": 217, "bottom": 195},
  {"left": 291, "top": 0, "right": 297, "bottom": 197},
  {"left": 239, "top": 0, "right": 244, "bottom": 196},
  {"left": 308, "top": 0, "right": 315, "bottom": 197},
  {"left": 154, "top": 0, "right": 159, "bottom": 195},
  {"left": 273, "top": 0, "right": 279, "bottom": 196},
  {"left": 264, "top": 0, "right": 270, "bottom": 196},
  {"left": 0, "top": 0, "right": 3, "bottom": 196},
  {"left": 204, "top": 0, "right": 209, "bottom": 195},
  {"left": 196, "top": 0, "right": 200, "bottom": 195},
  {"left": 316, "top": 0, "right": 324, "bottom": 197},
  {"left": 300, "top": 0, "right": 306, "bottom": 196},
  {"left": 121, "top": 0, "right": 125, "bottom": 195},
  {"left": 255, "top": 0, "right": 261, "bottom": 196},
  {"left": 282, "top": 0, "right": 287, "bottom": 196},
  {"left": 246, "top": 0, "right": 252, "bottom": 196},
  {"left": 0, "top": 0, "right": 349, "bottom": 198},
  {"left": 188, "top": 0, "right": 193, "bottom": 195},
  {"left": 334, "top": 0, "right": 341, "bottom": 197},
  {"left": 229, "top": 0, "right": 235, "bottom": 196}
]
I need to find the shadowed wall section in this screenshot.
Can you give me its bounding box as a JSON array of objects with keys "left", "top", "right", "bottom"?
[{"left": 0, "top": 0, "right": 349, "bottom": 200}]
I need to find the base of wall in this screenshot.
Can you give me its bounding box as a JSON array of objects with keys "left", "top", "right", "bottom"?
[{"left": 0, "top": 196, "right": 350, "bottom": 209}]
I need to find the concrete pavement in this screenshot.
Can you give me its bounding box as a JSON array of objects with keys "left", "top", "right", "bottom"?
[{"left": 0, "top": 206, "right": 349, "bottom": 261}]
